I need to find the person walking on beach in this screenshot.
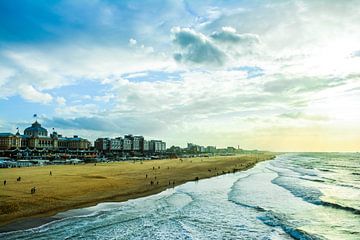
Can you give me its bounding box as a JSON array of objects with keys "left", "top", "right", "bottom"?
[{"left": 49, "top": 171, "right": 52, "bottom": 176}]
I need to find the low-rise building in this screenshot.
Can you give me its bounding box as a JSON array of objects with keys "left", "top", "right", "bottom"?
[{"left": 58, "top": 135, "right": 90, "bottom": 150}]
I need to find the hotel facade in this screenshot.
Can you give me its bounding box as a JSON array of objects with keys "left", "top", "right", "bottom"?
[{"left": 0, "top": 121, "right": 92, "bottom": 159}]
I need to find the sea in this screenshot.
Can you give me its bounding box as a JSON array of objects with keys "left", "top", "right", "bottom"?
[{"left": 1, "top": 153, "right": 359, "bottom": 240}]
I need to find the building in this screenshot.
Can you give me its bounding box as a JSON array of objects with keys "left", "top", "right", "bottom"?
[
  {"left": 206, "top": 146, "right": 217, "bottom": 153},
  {"left": 132, "top": 136, "right": 143, "bottom": 151},
  {"left": 149, "top": 140, "right": 166, "bottom": 153},
  {"left": 0, "top": 121, "right": 91, "bottom": 153},
  {"left": 123, "top": 135, "right": 144, "bottom": 152},
  {"left": 187, "top": 143, "right": 203, "bottom": 153},
  {"left": 123, "top": 136, "right": 132, "bottom": 151},
  {"left": 94, "top": 135, "right": 166, "bottom": 156},
  {"left": 58, "top": 135, "right": 91, "bottom": 150},
  {"left": 110, "top": 137, "right": 123, "bottom": 151},
  {"left": 142, "top": 139, "right": 149, "bottom": 152},
  {"left": 0, "top": 133, "right": 21, "bottom": 150},
  {"left": 94, "top": 138, "right": 110, "bottom": 151},
  {"left": 24, "top": 121, "right": 48, "bottom": 137}
]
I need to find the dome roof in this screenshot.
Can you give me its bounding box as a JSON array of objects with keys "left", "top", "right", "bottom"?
[{"left": 24, "top": 121, "right": 48, "bottom": 136}]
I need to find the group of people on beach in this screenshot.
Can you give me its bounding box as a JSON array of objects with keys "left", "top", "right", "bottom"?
[
  {"left": 3, "top": 170, "right": 53, "bottom": 194},
  {"left": 147, "top": 165, "right": 177, "bottom": 187}
]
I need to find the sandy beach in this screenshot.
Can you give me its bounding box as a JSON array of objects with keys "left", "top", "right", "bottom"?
[{"left": 0, "top": 154, "right": 274, "bottom": 232}]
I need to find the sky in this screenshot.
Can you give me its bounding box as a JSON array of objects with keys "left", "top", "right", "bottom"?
[{"left": 0, "top": 0, "right": 360, "bottom": 152}]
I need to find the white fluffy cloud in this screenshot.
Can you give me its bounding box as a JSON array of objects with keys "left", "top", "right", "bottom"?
[{"left": 18, "top": 84, "right": 53, "bottom": 104}]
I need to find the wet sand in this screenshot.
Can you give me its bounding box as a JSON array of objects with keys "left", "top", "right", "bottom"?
[{"left": 0, "top": 154, "right": 274, "bottom": 232}]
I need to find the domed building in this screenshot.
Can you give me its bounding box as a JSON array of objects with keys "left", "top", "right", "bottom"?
[
  {"left": 0, "top": 121, "right": 91, "bottom": 152},
  {"left": 24, "top": 121, "right": 48, "bottom": 137}
]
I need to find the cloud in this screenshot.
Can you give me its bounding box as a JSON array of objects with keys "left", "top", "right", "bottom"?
[
  {"left": 172, "top": 27, "right": 226, "bottom": 66},
  {"left": 210, "top": 27, "right": 260, "bottom": 46},
  {"left": 44, "top": 115, "right": 165, "bottom": 137},
  {"left": 129, "top": 38, "right": 137, "bottom": 46},
  {"left": 125, "top": 72, "right": 149, "bottom": 79},
  {"left": 18, "top": 84, "right": 53, "bottom": 104},
  {"left": 352, "top": 50, "right": 360, "bottom": 57},
  {"left": 46, "top": 117, "right": 117, "bottom": 132},
  {"left": 171, "top": 26, "right": 262, "bottom": 67},
  {"left": 279, "top": 112, "right": 329, "bottom": 121},
  {"left": 0, "top": 43, "right": 175, "bottom": 102},
  {"left": 262, "top": 75, "right": 347, "bottom": 94},
  {"left": 56, "top": 96, "right": 66, "bottom": 106}
]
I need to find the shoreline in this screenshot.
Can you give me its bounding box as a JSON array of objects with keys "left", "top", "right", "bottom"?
[{"left": 0, "top": 154, "right": 274, "bottom": 233}]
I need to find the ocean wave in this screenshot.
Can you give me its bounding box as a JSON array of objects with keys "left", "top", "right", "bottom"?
[
  {"left": 272, "top": 176, "right": 360, "bottom": 216},
  {"left": 227, "top": 197, "right": 267, "bottom": 212},
  {"left": 298, "top": 177, "right": 326, "bottom": 183},
  {"left": 257, "top": 211, "right": 324, "bottom": 240},
  {"left": 320, "top": 200, "right": 360, "bottom": 215},
  {"left": 271, "top": 177, "right": 323, "bottom": 205},
  {"left": 228, "top": 191, "right": 322, "bottom": 240}
]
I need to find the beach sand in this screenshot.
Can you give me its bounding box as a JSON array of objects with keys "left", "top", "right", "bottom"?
[{"left": 0, "top": 154, "right": 274, "bottom": 232}]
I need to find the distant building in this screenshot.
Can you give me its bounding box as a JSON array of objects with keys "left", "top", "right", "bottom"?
[
  {"left": 168, "top": 145, "right": 182, "bottom": 153},
  {"left": 0, "top": 121, "right": 90, "bottom": 151},
  {"left": 123, "top": 135, "right": 132, "bottom": 151},
  {"left": 0, "top": 133, "right": 21, "bottom": 150},
  {"left": 187, "top": 143, "right": 205, "bottom": 153},
  {"left": 206, "top": 146, "right": 217, "bottom": 153},
  {"left": 227, "top": 146, "right": 236, "bottom": 153},
  {"left": 58, "top": 135, "right": 90, "bottom": 150},
  {"left": 94, "top": 135, "right": 165, "bottom": 156},
  {"left": 94, "top": 138, "right": 110, "bottom": 151},
  {"left": 132, "top": 136, "right": 143, "bottom": 151},
  {"left": 143, "top": 139, "right": 149, "bottom": 152},
  {"left": 149, "top": 140, "right": 166, "bottom": 153},
  {"left": 94, "top": 137, "right": 123, "bottom": 152},
  {"left": 110, "top": 137, "right": 122, "bottom": 151}
]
